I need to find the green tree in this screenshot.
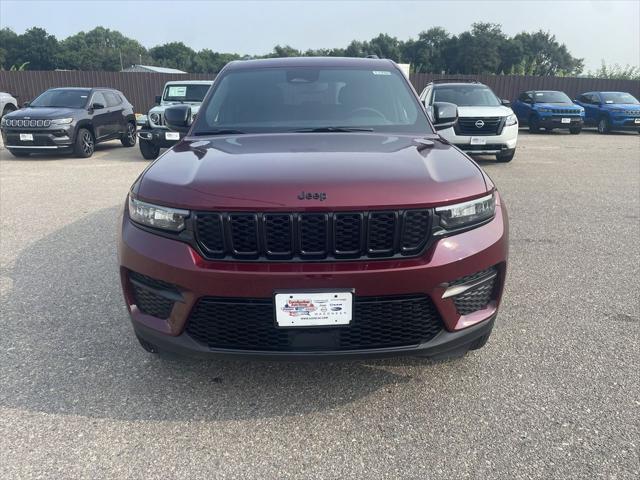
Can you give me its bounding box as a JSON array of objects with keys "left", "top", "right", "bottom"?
[
  {"left": 7, "top": 27, "right": 59, "bottom": 70},
  {"left": 402, "top": 27, "right": 450, "bottom": 73},
  {"left": 588, "top": 60, "right": 640, "bottom": 80},
  {"left": 58, "top": 27, "right": 149, "bottom": 71},
  {"left": 513, "top": 31, "right": 583, "bottom": 76},
  {"left": 149, "top": 42, "right": 195, "bottom": 71},
  {"left": 193, "top": 49, "right": 241, "bottom": 73}
]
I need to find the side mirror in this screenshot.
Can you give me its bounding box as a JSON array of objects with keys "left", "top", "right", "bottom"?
[
  {"left": 501, "top": 99, "right": 511, "bottom": 106},
  {"left": 155, "top": 95, "right": 162, "bottom": 105},
  {"left": 91, "top": 102, "right": 105, "bottom": 110},
  {"left": 432, "top": 101, "right": 458, "bottom": 131},
  {"left": 164, "top": 105, "right": 192, "bottom": 133},
  {"left": 23, "top": 101, "right": 30, "bottom": 108}
]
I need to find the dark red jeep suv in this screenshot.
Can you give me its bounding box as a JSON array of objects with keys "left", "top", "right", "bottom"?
[{"left": 118, "top": 57, "right": 508, "bottom": 360}]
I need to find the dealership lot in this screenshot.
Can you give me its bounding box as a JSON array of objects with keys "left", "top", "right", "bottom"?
[{"left": 0, "top": 131, "right": 638, "bottom": 479}]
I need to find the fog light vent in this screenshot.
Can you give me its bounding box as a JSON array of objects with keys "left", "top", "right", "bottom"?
[
  {"left": 443, "top": 267, "right": 498, "bottom": 316},
  {"left": 129, "top": 271, "right": 181, "bottom": 319}
]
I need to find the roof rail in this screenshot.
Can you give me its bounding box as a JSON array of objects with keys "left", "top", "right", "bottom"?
[{"left": 427, "top": 78, "right": 481, "bottom": 85}]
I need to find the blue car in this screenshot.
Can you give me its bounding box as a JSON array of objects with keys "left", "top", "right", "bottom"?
[
  {"left": 574, "top": 91, "right": 640, "bottom": 134},
  {"left": 512, "top": 90, "right": 584, "bottom": 134}
]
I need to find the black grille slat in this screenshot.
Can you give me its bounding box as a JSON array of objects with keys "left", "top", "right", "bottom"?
[
  {"left": 194, "top": 209, "right": 432, "bottom": 261},
  {"left": 229, "top": 214, "right": 259, "bottom": 257},
  {"left": 264, "top": 214, "right": 293, "bottom": 257},
  {"left": 450, "top": 266, "right": 498, "bottom": 315},
  {"left": 333, "top": 213, "right": 363, "bottom": 256},
  {"left": 186, "top": 295, "right": 444, "bottom": 351}
]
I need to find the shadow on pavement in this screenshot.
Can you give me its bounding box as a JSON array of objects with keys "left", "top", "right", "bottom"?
[{"left": 1, "top": 207, "right": 426, "bottom": 421}]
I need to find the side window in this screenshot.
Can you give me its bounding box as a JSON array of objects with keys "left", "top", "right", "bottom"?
[
  {"left": 590, "top": 93, "right": 601, "bottom": 104},
  {"left": 518, "top": 92, "right": 530, "bottom": 102},
  {"left": 104, "top": 91, "right": 121, "bottom": 107},
  {"left": 91, "top": 91, "right": 107, "bottom": 108},
  {"left": 578, "top": 94, "right": 589, "bottom": 104}
]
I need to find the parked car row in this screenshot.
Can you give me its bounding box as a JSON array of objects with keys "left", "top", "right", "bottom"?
[{"left": 1, "top": 78, "right": 638, "bottom": 161}]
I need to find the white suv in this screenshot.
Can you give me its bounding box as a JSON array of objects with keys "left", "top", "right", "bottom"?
[{"left": 420, "top": 81, "right": 518, "bottom": 162}]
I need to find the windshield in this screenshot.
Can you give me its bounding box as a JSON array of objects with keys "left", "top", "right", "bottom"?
[
  {"left": 600, "top": 92, "right": 639, "bottom": 104},
  {"left": 432, "top": 85, "right": 501, "bottom": 107},
  {"left": 30, "top": 89, "right": 89, "bottom": 108},
  {"left": 163, "top": 84, "right": 211, "bottom": 103},
  {"left": 192, "top": 66, "right": 431, "bottom": 134},
  {"left": 532, "top": 91, "right": 572, "bottom": 104}
]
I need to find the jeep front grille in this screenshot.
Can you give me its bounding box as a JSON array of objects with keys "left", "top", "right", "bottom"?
[{"left": 194, "top": 209, "right": 432, "bottom": 261}]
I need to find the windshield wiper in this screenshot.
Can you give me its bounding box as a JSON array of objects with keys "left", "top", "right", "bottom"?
[
  {"left": 192, "top": 129, "right": 246, "bottom": 136},
  {"left": 294, "top": 126, "right": 374, "bottom": 133}
]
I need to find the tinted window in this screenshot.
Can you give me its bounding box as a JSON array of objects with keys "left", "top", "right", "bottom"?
[
  {"left": 104, "top": 91, "right": 121, "bottom": 107},
  {"left": 163, "top": 84, "right": 211, "bottom": 102},
  {"left": 30, "top": 89, "right": 90, "bottom": 108},
  {"left": 601, "top": 92, "right": 639, "bottom": 104},
  {"left": 518, "top": 92, "right": 532, "bottom": 102},
  {"left": 193, "top": 67, "right": 431, "bottom": 134},
  {"left": 532, "top": 91, "right": 572, "bottom": 103},
  {"left": 432, "top": 85, "right": 501, "bottom": 106},
  {"left": 578, "top": 94, "right": 591, "bottom": 104}
]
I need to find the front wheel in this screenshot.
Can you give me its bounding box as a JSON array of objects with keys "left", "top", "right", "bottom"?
[
  {"left": 597, "top": 116, "right": 611, "bottom": 134},
  {"left": 496, "top": 149, "right": 515, "bottom": 163},
  {"left": 74, "top": 128, "right": 95, "bottom": 158},
  {"left": 121, "top": 122, "right": 137, "bottom": 147},
  {"left": 528, "top": 115, "right": 540, "bottom": 133},
  {"left": 569, "top": 126, "right": 582, "bottom": 134},
  {"left": 139, "top": 139, "right": 160, "bottom": 160}
]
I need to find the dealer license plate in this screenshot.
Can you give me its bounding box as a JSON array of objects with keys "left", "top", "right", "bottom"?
[
  {"left": 470, "top": 137, "right": 486, "bottom": 145},
  {"left": 561, "top": 118, "right": 571, "bottom": 124},
  {"left": 274, "top": 291, "right": 353, "bottom": 327},
  {"left": 165, "top": 131, "right": 180, "bottom": 141},
  {"left": 20, "top": 133, "right": 34, "bottom": 141}
]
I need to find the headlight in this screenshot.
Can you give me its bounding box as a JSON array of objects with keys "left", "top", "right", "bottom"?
[
  {"left": 128, "top": 196, "right": 189, "bottom": 232},
  {"left": 0, "top": 117, "right": 6, "bottom": 127},
  {"left": 436, "top": 193, "right": 496, "bottom": 230},
  {"left": 505, "top": 113, "right": 517, "bottom": 126},
  {"left": 149, "top": 113, "right": 161, "bottom": 125},
  {"left": 51, "top": 117, "right": 73, "bottom": 125}
]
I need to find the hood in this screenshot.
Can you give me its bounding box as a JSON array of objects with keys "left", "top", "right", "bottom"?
[
  {"left": 6, "top": 107, "right": 78, "bottom": 119},
  {"left": 602, "top": 103, "right": 640, "bottom": 110},
  {"left": 535, "top": 102, "right": 582, "bottom": 110},
  {"left": 137, "top": 133, "right": 488, "bottom": 211},
  {"left": 150, "top": 104, "right": 202, "bottom": 114},
  {"left": 457, "top": 105, "right": 513, "bottom": 117}
]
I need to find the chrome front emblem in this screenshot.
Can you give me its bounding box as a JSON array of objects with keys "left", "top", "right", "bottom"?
[{"left": 475, "top": 119, "right": 485, "bottom": 128}]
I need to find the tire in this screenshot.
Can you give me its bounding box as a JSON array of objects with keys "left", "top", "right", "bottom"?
[
  {"left": 120, "top": 122, "right": 137, "bottom": 147},
  {"left": 597, "top": 116, "right": 611, "bottom": 134},
  {"left": 569, "top": 126, "right": 582, "bottom": 135},
  {"left": 74, "top": 128, "right": 95, "bottom": 158},
  {"left": 528, "top": 115, "right": 540, "bottom": 133},
  {"left": 469, "top": 332, "right": 491, "bottom": 351},
  {"left": 496, "top": 149, "right": 515, "bottom": 163},
  {"left": 8, "top": 149, "right": 30, "bottom": 158},
  {"left": 139, "top": 139, "right": 160, "bottom": 160}
]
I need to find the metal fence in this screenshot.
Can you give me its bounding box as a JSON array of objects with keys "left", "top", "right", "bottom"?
[{"left": 1, "top": 70, "right": 638, "bottom": 114}]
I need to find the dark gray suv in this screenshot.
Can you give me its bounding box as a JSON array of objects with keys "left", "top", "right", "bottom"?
[{"left": 0, "top": 87, "right": 136, "bottom": 158}]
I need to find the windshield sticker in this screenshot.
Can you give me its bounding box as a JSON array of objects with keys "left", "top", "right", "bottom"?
[
  {"left": 605, "top": 100, "right": 614, "bottom": 103},
  {"left": 535, "top": 93, "right": 544, "bottom": 96},
  {"left": 168, "top": 86, "right": 187, "bottom": 97},
  {"left": 372, "top": 70, "right": 391, "bottom": 75}
]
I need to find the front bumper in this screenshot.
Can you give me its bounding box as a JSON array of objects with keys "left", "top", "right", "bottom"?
[
  {"left": 1, "top": 127, "right": 74, "bottom": 152},
  {"left": 538, "top": 115, "right": 583, "bottom": 129},
  {"left": 137, "top": 126, "right": 184, "bottom": 148},
  {"left": 118, "top": 194, "right": 509, "bottom": 358},
  {"left": 610, "top": 116, "right": 640, "bottom": 131},
  {"left": 439, "top": 123, "right": 518, "bottom": 155}
]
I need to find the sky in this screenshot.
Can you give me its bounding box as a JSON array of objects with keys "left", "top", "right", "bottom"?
[{"left": 1, "top": 0, "right": 639, "bottom": 71}]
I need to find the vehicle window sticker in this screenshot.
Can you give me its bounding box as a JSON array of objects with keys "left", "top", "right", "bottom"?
[
  {"left": 372, "top": 71, "right": 391, "bottom": 75},
  {"left": 168, "top": 86, "right": 187, "bottom": 97}
]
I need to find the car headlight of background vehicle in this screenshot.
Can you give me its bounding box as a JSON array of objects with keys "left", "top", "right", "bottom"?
[
  {"left": 149, "top": 112, "right": 161, "bottom": 124},
  {"left": 436, "top": 193, "right": 496, "bottom": 230},
  {"left": 505, "top": 113, "right": 517, "bottom": 126},
  {"left": 128, "top": 196, "right": 189, "bottom": 232},
  {"left": 50, "top": 117, "right": 73, "bottom": 125}
]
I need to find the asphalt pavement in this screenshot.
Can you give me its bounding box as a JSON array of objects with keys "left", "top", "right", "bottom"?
[{"left": 0, "top": 129, "right": 638, "bottom": 479}]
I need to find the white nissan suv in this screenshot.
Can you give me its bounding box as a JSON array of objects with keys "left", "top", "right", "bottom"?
[{"left": 420, "top": 81, "right": 518, "bottom": 162}]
